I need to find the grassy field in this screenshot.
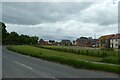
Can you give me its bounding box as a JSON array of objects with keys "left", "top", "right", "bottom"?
[
  {"left": 7, "top": 45, "right": 120, "bottom": 74},
  {"left": 39, "top": 46, "right": 119, "bottom": 57},
  {"left": 38, "top": 45, "right": 120, "bottom": 64}
]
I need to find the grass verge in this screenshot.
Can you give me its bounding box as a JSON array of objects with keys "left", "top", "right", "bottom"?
[
  {"left": 37, "top": 45, "right": 120, "bottom": 64},
  {"left": 6, "top": 45, "right": 120, "bottom": 74}
]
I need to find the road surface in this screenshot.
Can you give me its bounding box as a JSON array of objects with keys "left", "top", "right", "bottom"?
[{"left": 2, "top": 47, "right": 119, "bottom": 78}]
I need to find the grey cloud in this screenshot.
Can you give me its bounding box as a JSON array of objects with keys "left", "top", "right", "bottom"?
[
  {"left": 0, "top": 2, "right": 2, "bottom": 21},
  {"left": 82, "top": 9, "right": 117, "bottom": 26},
  {"left": 71, "top": 2, "right": 118, "bottom": 26},
  {"left": 6, "top": 20, "right": 118, "bottom": 41},
  {"left": 2, "top": 2, "right": 93, "bottom": 25},
  {"left": 3, "top": 2, "right": 118, "bottom": 40}
]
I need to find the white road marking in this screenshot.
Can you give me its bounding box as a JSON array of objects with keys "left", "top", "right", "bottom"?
[{"left": 13, "top": 61, "right": 32, "bottom": 70}]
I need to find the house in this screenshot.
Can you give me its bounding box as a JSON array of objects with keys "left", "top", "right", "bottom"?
[
  {"left": 91, "top": 39, "right": 98, "bottom": 47},
  {"left": 48, "top": 40, "right": 55, "bottom": 44},
  {"left": 72, "top": 40, "right": 76, "bottom": 46},
  {"left": 38, "top": 39, "right": 48, "bottom": 45},
  {"left": 55, "top": 42, "right": 60, "bottom": 46},
  {"left": 110, "top": 34, "right": 120, "bottom": 49},
  {"left": 76, "top": 37, "right": 92, "bottom": 47},
  {"left": 48, "top": 40, "right": 60, "bottom": 46},
  {"left": 98, "top": 34, "right": 115, "bottom": 48},
  {"left": 60, "top": 39, "right": 72, "bottom": 46}
]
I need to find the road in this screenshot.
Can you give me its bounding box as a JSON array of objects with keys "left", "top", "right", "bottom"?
[
  {"left": 0, "top": 45, "right": 2, "bottom": 80},
  {"left": 2, "top": 47, "right": 119, "bottom": 78}
]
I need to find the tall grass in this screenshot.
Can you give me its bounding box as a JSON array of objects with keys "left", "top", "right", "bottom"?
[
  {"left": 38, "top": 46, "right": 118, "bottom": 57},
  {"left": 36, "top": 46, "right": 120, "bottom": 64},
  {"left": 7, "top": 45, "right": 120, "bottom": 74}
]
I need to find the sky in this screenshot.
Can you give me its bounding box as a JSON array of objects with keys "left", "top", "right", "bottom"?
[{"left": 2, "top": 1, "right": 118, "bottom": 41}]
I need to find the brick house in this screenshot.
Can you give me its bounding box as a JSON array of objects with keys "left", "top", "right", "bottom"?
[
  {"left": 98, "top": 34, "right": 115, "bottom": 48},
  {"left": 110, "top": 34, "right": 120, "bottom": 49},
  {"left": 91, "top": 39, "right": 98, "bottom": 47},
  {"left": 76, "top": 37, "right": 92, "bottom": 47},
  {"left": 48, "top": 40, "right": 60, "bottom": 46},
  {"left": 60, "top": 40, "right": 72, "bottom": 46},
  {"left": 38, "top": 39, "right": 48, "bottom": 45},
  {"left": 48, "top": 40, "right": 55, "bottom": 44}
]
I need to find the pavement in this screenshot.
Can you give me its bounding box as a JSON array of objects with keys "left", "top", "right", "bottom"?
[{"left": 2, "top": 46, "right": 119, "bottom": 78}]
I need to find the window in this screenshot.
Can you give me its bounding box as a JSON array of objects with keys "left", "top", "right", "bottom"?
[
  {"left": 105, "top": 40, "right": 107, "bottom": 42},
  {"left": 115, "top": 44, "right": 118, "bottom": 46}
]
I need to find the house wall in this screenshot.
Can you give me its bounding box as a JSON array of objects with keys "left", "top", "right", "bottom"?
[
  {"left": 98, "top": 39, "right": 111, "bottom": 48},
  {"left": 76, "top": 39, "right": 92, "bottom": 47},
  {"left": 110, "top": 39, "right": 120, "bottom": 48},
  {"left": 61, "top": 42, "right": 71, "bottom": 46}
]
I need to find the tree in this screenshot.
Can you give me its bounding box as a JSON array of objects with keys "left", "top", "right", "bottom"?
[
  {"left": 1, "top": 22, "right": 39, "bottom": 45},
  {"left": 1, "top": 22, "right": 10, "bottom": 45},
  {"left": 8, "top": 32, "right": 19, "bottom": 44},
  {"left": 1, "top": 22, "right": 7, "bottom": 35}
]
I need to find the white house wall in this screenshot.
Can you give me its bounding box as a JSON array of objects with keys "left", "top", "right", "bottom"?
[{"left": 110, "top": 39, "right": 120, "bottom": 48}]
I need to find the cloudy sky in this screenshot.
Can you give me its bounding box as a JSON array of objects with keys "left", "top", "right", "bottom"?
[{"left": 2, "top": 1, "right": 118, "bottom": 41}]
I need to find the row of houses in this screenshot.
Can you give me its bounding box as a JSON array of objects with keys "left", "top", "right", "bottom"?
[
  {"left": 76, "top": 37, "right": 98, "bottom": 47},
  {"left": 38, "top": 39, "right": 72, "bottom": 46},
  {"left": 99, "top": 34, "right": 120, "bottom": 49},
  {"left": 38, "top": 34, "right": 120, "bottom": 49},
  {"left": 38, "top": 37, "right": 98, "bottom": 47}
]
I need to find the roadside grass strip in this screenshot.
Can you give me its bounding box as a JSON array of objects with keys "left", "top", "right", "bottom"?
[
  {"left": 7, "top": 45, "right": 120, "bottom": 74},
  {"left": 38, "top": 45, "right": 120, "bottom": 65}
]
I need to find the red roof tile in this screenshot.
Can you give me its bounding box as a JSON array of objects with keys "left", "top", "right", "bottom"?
[
  {"left": 111, "top": 34, "right": 120, "bottom": 39},
  {"left": 99, "top": 34, "right": 115, "bottom": 40}
]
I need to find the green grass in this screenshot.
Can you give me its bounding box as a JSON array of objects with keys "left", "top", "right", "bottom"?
[
  {"left": 39, "top": 45, "right": 119, "bottom": 57},
  {"left": 37, "top": 45, "right": 120, "bottom": 64},
  {"left": 6, "top": 45, "right": 120, "bottom": 74}
]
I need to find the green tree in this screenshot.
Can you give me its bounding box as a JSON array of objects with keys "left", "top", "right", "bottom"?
[
  {"left": 1, "top": 22, "right": 10, "bottom": 45},
  {"left": 1, "top": 22, "right": 39, "bottom": 45}
]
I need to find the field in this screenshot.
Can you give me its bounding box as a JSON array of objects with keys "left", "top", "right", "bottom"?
[
  {"left": 7, "top": 45, "right": 120, "bottom": 74},
  {"left": 38, "top": 45, "right": 120, "bottom": 64}
]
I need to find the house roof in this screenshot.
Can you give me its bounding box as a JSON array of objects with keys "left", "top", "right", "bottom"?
[
  {"left": 39, "top": 39, "right": 44, "bottom": 42},
  {"left": 99, "top": 34, "right": 115, "bottom": 40},
  {"left": 61, "top": 40, "right": 71, "bottom": 42},
  {"left": 111, "top": 34, "right": 120, "bottom": 39},
  {"left": 62, "top": 40, "right": 70, "bottom": 41},
  {"left": 76, "top": 37, "right": 91, "bottom": 41}
]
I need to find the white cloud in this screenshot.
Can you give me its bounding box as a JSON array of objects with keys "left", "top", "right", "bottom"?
[{"left": 6, "top": 19, "right": 118, "bottom": 41}]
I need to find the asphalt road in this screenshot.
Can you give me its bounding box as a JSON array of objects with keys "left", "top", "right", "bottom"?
[
  {"left": 0, "top": 46, "right": 2, "bottom": 80},
  {"left": 2, "top": 47, "right": 119, "bottom": 78}
]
